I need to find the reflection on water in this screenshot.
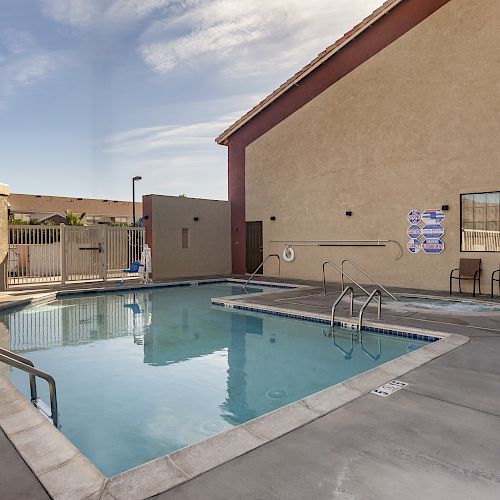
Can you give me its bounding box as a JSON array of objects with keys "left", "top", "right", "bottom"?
[{"left": 0, "top": 284, "right": 428, "bottom": 476}]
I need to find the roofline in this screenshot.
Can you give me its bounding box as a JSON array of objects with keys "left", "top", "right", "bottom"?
[{"left": 215, "top": 0, "right": 404, "bottom": 146}]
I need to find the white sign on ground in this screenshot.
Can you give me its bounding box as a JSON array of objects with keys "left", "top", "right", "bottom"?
[{"left": 371, "top": 380, "right": 408, "bottom": 397}]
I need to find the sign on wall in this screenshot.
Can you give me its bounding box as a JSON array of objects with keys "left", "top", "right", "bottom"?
[
  {"left": 407, "top": 239, "right": 421, "bottom": 254},
  {"left": 407, "top": 209, "right": 445, "bottom": 255}
]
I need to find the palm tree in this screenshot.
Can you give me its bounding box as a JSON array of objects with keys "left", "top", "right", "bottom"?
[{"left": 65, "top": 210, "right": 86, "bottom": 226}]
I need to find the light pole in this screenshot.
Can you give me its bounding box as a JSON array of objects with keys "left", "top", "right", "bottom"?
[{"left": 132, "top": 176, "right": 142, "bottom": 226}]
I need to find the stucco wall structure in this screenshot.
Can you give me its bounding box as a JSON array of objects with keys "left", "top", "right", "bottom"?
[
  {"left": 244, "top": 0, "right": 500, "bottom": 292},
  {"left": 0, "top": 184, "right": 8, "bottom": 291},
  {"left": 144, "top": 195, "right": 231, "bottom": 280}
]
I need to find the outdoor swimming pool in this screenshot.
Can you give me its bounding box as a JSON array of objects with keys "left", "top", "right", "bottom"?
[{"left": 2, "top": 283, "right": 430, "bottom": 476}]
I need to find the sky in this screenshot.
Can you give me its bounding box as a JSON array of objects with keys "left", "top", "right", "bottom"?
[{"left": 0, "top": 0, "right": 381, "bottom": 201}]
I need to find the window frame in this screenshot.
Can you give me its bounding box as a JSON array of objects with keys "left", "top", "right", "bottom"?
[{"left": 460, "top": 190, "right": 500, "bottom": 253}]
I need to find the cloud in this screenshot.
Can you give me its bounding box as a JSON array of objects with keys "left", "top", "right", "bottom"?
[
  {"left": 102, "top": 112, "right": 244, "bottom": 155},
  {"left": 138, "top": 0, "right": 382, "bottom": 77},
  {"left": 40, "top": 0, "right": 174, "bottom": 27},
  {"left": 0, "top": 29, "right": 63, "bottom": 108}
]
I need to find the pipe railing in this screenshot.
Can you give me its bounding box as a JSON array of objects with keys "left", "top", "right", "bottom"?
[
  {"left": 329, "top": 286, "right": 354, "bottom": 335},
  {"left": 358, "top": 289, "right": 382, "bottom": 334},
  {"left": 243, "top": 254, "right": 280, "bottom": 292},
  {"left": 341, "top": 259, "right": 398, "bottom": 301},
  {"left": 0, "top": 351, "right": 59, "bottom": 427},
  {"left": 322, "top": 261, "right": 371, "bottom": 297},
  {"left": 0, "top": 348, "right": 37, "bottom": 402}
]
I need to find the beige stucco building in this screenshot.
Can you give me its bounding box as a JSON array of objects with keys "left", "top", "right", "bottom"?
[
  {"left": 217, "top": 0, "right": 500, "bottom": 293},
  {"left": 143, "top": 195, "right": 231, "bottom": 280},
  {"left": 9, "top": 193, "right": 142, "bottom": 225}
]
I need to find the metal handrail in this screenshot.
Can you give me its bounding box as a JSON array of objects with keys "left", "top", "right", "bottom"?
[
  {"left": 0, "top": 348, "right": 37, "bottom": 403},
  {"left": 329, "top": 286, "right": 354, "bottom": 336},
  {"left": 358, "top": 289, "right": 382, "bottom": 333},
  {"left": 341, "top": 259, "right": 398, "bottom": 301},
  {"left": 243, "top": 254, "right": 280, "bottom": 292},
  {"left": 322, "top": 261, "right": 371, "bottom": 297},
  {"left": 0, "top": 351, "right": 59, "bottom": 427}
]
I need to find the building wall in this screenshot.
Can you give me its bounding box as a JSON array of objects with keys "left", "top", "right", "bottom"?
[
  {"left": 0, "top": 184, "right": 9, "bottom": 291},
  {"left": 9, "top": 193, "right": 142, "bottom": 224},
  {"left": 245, "top": 0, "right": 500, "bottom": 292},
  {"left": 144, "top": 195, "right": 231, "bottom": 279}
]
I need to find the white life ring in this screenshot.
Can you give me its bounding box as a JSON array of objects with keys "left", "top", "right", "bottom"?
[{"left": 283, "top": 246, "right": 295, "bottom": 263}]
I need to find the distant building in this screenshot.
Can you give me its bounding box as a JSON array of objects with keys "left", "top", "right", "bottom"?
[{"left": 8, "top": 193, "right": 142, "bottom": 225}]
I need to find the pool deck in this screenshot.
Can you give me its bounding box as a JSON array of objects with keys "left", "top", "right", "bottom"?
[{"left": 1, "top": 277, "right": 500, "bottom": 499}]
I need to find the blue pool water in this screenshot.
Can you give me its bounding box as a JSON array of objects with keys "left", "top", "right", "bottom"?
[{"left": 1, "top": 283, "right": 429, "bottom": 476}]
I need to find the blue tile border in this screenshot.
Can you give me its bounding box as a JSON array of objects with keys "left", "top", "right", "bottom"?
[{"left": 212, "top": 301, "right": 439, "bottom": 343}]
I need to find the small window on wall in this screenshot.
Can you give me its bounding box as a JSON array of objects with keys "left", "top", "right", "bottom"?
[
  {"left": 461, "top": 191, "right": 500, "bottom": 252},
  {"left": 181, "top": 228, "right": 190, "bottom": 249}
]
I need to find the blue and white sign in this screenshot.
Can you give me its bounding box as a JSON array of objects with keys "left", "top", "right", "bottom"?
[
  {"left": 421, "top": 238, "right": 445, "bottom": 254},
  {"left": 407, "top": 239, "right": 421, "bottom": 254},
  {"left": 407, "top": 210, "right": 421, "bottom": 224},
  {"left": 422, "top": 209, "right": 445, "bottom": 223},
  {"left": 407, "top": 225, "right": 421, "bottom": 239},
  {"left": 422, "top": 223, "right": 445, "bottom": 239}
]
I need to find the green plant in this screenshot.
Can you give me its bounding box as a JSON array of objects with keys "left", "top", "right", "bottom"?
[{"left": 65, "top": 210, "right": 86, "bottom": 226}]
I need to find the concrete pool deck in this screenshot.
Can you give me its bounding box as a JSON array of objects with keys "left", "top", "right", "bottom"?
[{"left": 0, "top": 277, "right": 499, "bottom": 499}]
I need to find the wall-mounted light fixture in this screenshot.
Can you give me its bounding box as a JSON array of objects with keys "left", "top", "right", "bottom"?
[
  {"left": 193, "top": 216, "right": 199, "bottom": 221},
  {"left": 441, "top": 205, "right": 449, "bottom": 211},
  {"left": 270, "top": 216, "right": 276, "bottom": 221},
  {"left": 345, "top": 211, "right": 352, "bottom": 216}
]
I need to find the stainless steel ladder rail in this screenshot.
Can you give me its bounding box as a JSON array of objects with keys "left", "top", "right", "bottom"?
[
  {"left": 322, "top": 261, "right": 371, "bottom": 297},
  {"left": 0, "top": 348, "right": 37, "bottom": 402},
  {"left": 341, "top": 259, "right": 398, "bottom": 301},
  {"left": 0, "top": 350, "right": 59, "bottom": 428},
  {"left": 328, "top": 286, "right": 354, "bottom": 336},
  {"left": 243, "top": 254, "right": 280, "bottom": 292},
  {"left": 358, "top": 289, "right": 382, "bottom": 334}
]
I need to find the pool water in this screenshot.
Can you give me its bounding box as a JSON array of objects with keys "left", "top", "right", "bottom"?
[{"left": 1, "top": 283, "right": 428, "bottom": 476}]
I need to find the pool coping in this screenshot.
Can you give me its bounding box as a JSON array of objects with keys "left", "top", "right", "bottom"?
[{"left": 0, "top": 279, "right": 469, "bottom": 499}]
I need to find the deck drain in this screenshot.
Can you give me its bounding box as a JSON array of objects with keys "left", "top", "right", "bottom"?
[
  {"left": 266, "top": 389, "right": 287, "bottom": 399},
  {"left": 371, "top": 380, "right": 408, "bottom": 397}
]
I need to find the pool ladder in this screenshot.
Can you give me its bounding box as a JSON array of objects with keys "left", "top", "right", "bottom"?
[
  {"left": 329, "top": 287, "right": 382, "bottom": 336},
  {"left": 243, "top": 254, "right": 280, "bottom": 292},
  {"left": 0, "top": 348, "right": 59, "bottom": 427}
]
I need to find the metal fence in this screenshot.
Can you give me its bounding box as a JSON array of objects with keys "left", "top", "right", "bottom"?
[
  {"left": 462, "top": 228, "right": 500, "bottom": 252},
  {"left": 8, "top": 225, "right": 145, "bottom": 286}
]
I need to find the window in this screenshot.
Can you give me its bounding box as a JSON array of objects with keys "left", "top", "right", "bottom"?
[
  {"left": 181, "top": 228, "right": 190, "bottom": 249},
  {"left": 461, "top": 191, "right": 500, "bottom": 252}
]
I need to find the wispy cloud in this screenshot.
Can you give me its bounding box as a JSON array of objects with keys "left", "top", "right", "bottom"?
[
  {"left": 102, "top": 111, "right": 244, "bottom": 155},
  {"left": 138, "top": 0, "right": 382, "bottom": 77},
  {"left": 0, "top": 29, "right": 63, "bottom": 108},
  {"left": 40, "top": 0, "right": 174, "bottom": 27}
]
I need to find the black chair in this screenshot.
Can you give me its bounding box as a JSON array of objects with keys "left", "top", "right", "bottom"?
[
  {"left": 492, "top": 268, "right": 500, "bottom": 298},
  {"left": 450, "top": 258, "right": 481, "bottom": 297}
]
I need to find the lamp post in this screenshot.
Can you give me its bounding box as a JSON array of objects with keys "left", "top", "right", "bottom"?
[{"left": 132, "top": 176, "right": 142, "bottom": 226}]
